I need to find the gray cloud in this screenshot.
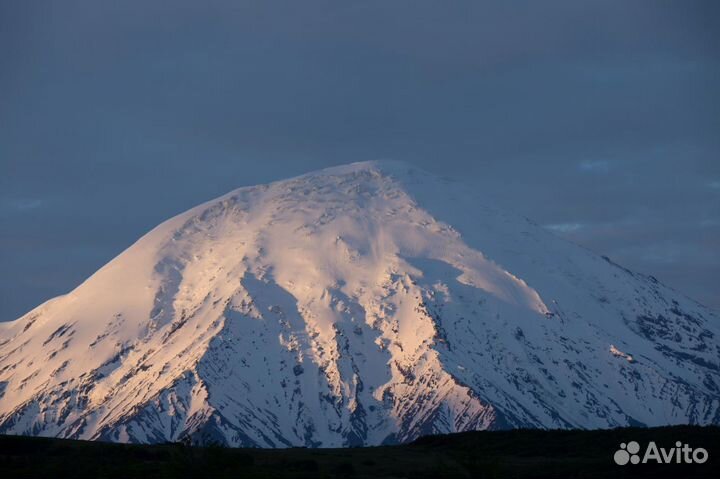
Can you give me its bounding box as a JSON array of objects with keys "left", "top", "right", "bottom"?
[{"left": 1, "top": 0, "right": 719, "bottom": 320}]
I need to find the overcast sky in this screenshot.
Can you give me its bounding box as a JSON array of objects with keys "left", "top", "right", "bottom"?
[{"left": 1, "top": 0, "right": 719, "bottom": 321}]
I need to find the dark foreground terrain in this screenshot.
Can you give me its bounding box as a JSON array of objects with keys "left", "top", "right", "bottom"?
[{"left": 0, "top": 426, "right": 717, "bottom": 478}]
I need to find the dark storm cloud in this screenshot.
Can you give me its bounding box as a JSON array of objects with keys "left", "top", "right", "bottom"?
[{"left": 1, "top": 0, "right": 719, "bottom": 320}]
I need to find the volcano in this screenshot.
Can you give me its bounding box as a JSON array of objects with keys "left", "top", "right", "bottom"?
[{"left": 0, "top": 161, "right": 718, "bottom": 447}]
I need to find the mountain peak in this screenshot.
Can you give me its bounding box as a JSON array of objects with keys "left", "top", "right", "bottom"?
[
  {"left": 1, "top": 163, "right": 718, "bottom": 447},
  {"left": 263, "top": 160, "right": 429, "bottom": 189}
]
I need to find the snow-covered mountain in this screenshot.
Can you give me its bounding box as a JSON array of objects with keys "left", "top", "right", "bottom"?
[{"left": 1, "top": 161, "right": 718, "bottom": 447}]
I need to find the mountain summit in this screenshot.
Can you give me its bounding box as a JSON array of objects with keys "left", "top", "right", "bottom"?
[{"left": 1, "top": 161, "right": 718, "bottom": 446}]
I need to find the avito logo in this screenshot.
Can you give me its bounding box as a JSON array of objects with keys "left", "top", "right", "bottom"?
[{"left": 614, "top": 441, "right": 709, "bottom": 465}]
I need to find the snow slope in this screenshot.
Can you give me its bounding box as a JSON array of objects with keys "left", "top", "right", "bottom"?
[{"left": 0, "top": 161, "right": 718, "bottom": 447}]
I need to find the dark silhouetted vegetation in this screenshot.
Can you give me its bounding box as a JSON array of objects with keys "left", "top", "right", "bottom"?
[{"left": 0, "top": 425, "right": 717, "bottom": 478}]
